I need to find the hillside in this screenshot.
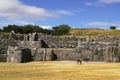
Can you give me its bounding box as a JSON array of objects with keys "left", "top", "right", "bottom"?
[{"left": 66, "top": 28, "right": 120, "bottom": 37}]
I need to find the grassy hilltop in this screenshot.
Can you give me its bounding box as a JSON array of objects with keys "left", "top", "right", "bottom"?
[{"left": 64, "top": 28, "right": 120, "bottom": 38}]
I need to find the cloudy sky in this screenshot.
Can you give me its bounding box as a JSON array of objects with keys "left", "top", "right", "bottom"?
[{"left": 0, "top": 0, "right": 120, "bottom": 29}]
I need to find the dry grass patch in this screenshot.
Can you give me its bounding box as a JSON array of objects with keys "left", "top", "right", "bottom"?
[
  {"left": 69, "top": 28, "right": 120, "bottom": 37},
  {"left": 0, "top": 61, "right": 120, "bottom": 80}
]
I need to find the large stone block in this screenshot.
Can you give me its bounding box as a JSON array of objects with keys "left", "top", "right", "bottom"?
[
  {"left": 94, "top": 55, "right": 99, "bottom": 61},
  {"left": 113, "top": 56, "right": 120, "bottom": 62},
  {"left": 7, "top": 51, "right": 22, "bottom": 63}
]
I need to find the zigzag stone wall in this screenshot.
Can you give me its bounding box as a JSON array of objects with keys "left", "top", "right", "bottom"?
[{"left": 1, "top": 31, "right": 120, "bottom": 63}]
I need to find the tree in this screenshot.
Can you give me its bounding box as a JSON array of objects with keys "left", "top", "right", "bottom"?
[
  {"left": 33, "top": 25, "right": 43, "bottom": 33},
  {"left": 3, "top": 25, "right": 23, "bottom": 33},
  {"left": 110, "top": 26, "right": 116, "bottom": 30},
  {"left": 52, "top": 24, "right": 71, "bottom": 35},
  {"left": 23, "top": 25, "right": 33, "bottom": 33},
  {"left": 2, "top": 24, "right": 70, "bottom": 35}
]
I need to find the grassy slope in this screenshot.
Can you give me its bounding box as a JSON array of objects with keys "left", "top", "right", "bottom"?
[
  {"left": 61, "top": 28, "right": 120, "bottom": 38},
  {"left": 0, "top": 61, "right": 120, "bottom": 80}
]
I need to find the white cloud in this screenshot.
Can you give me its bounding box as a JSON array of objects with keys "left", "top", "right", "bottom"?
[
  {"left": 15, "top": 21, "right": 35, "bottom": 25},
  {"left": 87, "top": 21, "right": 109, "bottom": 26},
  {"left": 0, "top": 19, "right": 53, "bottom": 29},
  {"left": 86, "top": 21, "right": 120, "bottom": 29},
  {"left": 85, "top": 2, "right": 99, "bottom": 6},
  {"left": 0, "top": 0, "right": 58, "bottom": 20},
  {"left": 117, "top": 27, "right": 120, "bottom": 30},
  {"left": 57, "top": 10, "right": 74, "bottom": 16},
  {"left": 40, "top": 25, "right": 53, "bottom": 29},
  {"left": 0, "top": 19, "right": 36, "bottom": 27},
  {"left": 85, "top": 0, "right": 120, "bottom": 6},
  {"left": 98, "top": 0, "right": 120, "bottom": 4}
]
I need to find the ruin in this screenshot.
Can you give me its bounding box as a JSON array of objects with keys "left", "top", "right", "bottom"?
[{"left": 0, "top": 31, "right": 120, "bottom": 63}]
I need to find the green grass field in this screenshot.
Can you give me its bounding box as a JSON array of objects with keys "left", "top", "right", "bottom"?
[{"left": 0, "top": 61, "right": 120, "bottom": 80}]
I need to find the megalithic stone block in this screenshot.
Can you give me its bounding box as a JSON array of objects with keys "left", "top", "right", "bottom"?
[
  {"left": 104, "top": 46, "right": 113, "bottom": 62},
  {"left": 100, "top": 56, "right": 104, "bottom": 61},
  {"left": 94, "top": 55, "right": 99, "bottom": 61}
]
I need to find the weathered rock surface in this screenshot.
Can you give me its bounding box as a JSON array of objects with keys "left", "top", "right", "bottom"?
[{"left": 0, "top": 31, "right": 120, "bottom": 63}]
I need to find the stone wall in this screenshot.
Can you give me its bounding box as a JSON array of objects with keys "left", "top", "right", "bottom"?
[
  {"left": 1, "top": 32, "right": 120, "bottom": 63},
  {"left": 7, "top": 46, "right": 33, "bottom": 63},
  {"left": 75, "top": 40, "right": 120, "bottom": 62},
  {"left": 22, "top": 33, "right": 78, "bottom": 48}
]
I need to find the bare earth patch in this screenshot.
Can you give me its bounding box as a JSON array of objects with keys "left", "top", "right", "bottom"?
[{"left": 0, "top": 61, "right": 120, "bottom": 80}]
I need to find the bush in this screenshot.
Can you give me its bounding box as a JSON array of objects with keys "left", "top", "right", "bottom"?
[
  {"left": 52, "top": 24, "right": 71, "bottom": 35},
  {"left": 110, "top": 26, "right": 116, "bottom": 30}
]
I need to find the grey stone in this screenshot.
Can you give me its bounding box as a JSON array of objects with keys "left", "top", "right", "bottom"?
[{"left": 1, "top": 32, "right": 120, "bottom": 63}]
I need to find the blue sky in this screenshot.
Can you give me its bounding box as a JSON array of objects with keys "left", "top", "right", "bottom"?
[{"left": 0, "top": 0, "right": 120, "bottom": 29}]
